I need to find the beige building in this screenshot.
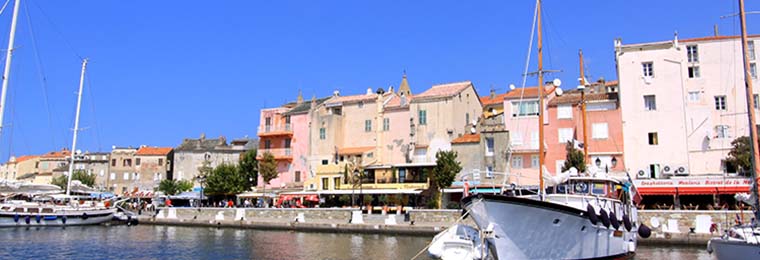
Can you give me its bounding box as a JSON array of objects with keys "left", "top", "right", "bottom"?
[
  {"left": 108, "top": 147, "right": 137, "bottom": 194},
  {"left": 1, "top": 155, "right": 39, "bottom": 181},
  {"left": 134, "top": 147, "right": 173, "bottom": 192},
  {"left": 34, "top": 149, "right": 71, "bottom": 184}
]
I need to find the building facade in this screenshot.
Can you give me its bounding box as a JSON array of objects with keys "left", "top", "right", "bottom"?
[
  {"left": 108, "top": 147, "right": 137, "bottom": 194},
  {"left": 173, "top": 134, "right": 251, "bottom": 187},
  {"left": 134, "top": 147, "right": 173, "bottom": 192}
]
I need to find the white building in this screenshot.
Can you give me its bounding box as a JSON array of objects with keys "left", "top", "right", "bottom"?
[{"left": 616, "top": 34, "right": 760, "bottom": 179}]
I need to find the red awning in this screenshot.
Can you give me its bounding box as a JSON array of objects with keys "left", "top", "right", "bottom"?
[{"left": 638, "top": 186, "right": 750, "bottom": 195}]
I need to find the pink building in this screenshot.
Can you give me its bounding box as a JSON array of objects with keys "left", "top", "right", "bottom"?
[
  {"left": 502, "top": 85, "right": 556, "bottom": 186},
  {"left": 545, "top": 81, "right": 625, "bottom": 174}
]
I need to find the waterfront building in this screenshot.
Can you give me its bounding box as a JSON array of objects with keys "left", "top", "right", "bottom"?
[
  {"left": 616, "top": 34, "right": 760, "bottom": 206},
  {"left": 501, "top": 84, "right": 557, "bottom": 186},
  {"left": 35, "top": 149, "right": 71, "bottom": 184},
  {"left": 545, "top": 80, "right": 625, "bottom": 175},
  {"left": 108, "top": 147, "right": 137, "bottom": 194},
  {"left": 0, "top": 155, "right": 39, "bottom": 181},
  {"left": 172, "top": 134, "right": 253, "bottom": 187},
  {"left": 133, "top": 147, "right": 173, "bottom": 193},
  {"left": 51, "top": 152, "right": 110, "bottom": 189}
]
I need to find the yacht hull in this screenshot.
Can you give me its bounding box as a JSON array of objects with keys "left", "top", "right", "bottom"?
[
  {"left": 0, "top": 208, "right": 115, "bottom": 227},
  {"left": 462, "top": 194, "right": 636, "bottom": 260}
]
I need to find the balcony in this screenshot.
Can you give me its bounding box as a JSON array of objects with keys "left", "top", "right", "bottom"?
[
  {"left": 257, "top": 148, "right": 292, "bottom": 160},
  {"left": 257, "top": 124, "right": 293, "bottom": 137}
]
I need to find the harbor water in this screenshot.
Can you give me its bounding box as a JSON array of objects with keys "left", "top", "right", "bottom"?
[{"left": 0, "top": 225, "right": 712, "bottom": 259}]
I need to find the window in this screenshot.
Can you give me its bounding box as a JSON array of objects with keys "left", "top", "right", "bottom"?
[
  {"left": 687, "top": 45, "right": 699, "bottom": 63},
  {"left": 755, "top": 94, "right": 759, "bottom": 109},
  {"left": 750, "top": 41, "right": 756, "bottom": 61},
  {"left": 264, "top": 140, "right": 271, "bottom": 149},
  {"left": 512, "top": 156, "right": 523, "bottom": 169},
  {"left": 418, "top": 110, "right": 427, "bottom": 125},
  {"left": 123, "top": 159, "right": 132, "bottom": 167},
  {"left": 333, "top": 177, "right": 341, "bottom": 189},
  {"left": 321, "top": 160, "right": 328, "bottom": 165},
  {"left": 531, "top": 155, "right": 539, "bottom": 168},
  {"left": 123, "top": 172, "right": 129, "bottom": 180},
  {"left": 321, "top": 178, "right": 329, "bottom": 190},
  {"left": 110, "top": 172, "right": 115, "bottom": 180},
  {"left": 486, "top": 165, "right": 494, "bottom": 179},
  {"left": 644, "top": 95, "right": 656, "bottom": 111},
  {"left": 642, "top": 62, "right": 654, "bottom": 77},
  {"left": 265, "top": 117, "right": 271, "bottom": 131},
  {"left": 649, "top": 164, "right": 660, "bottom": 179},
  {"left": 383, "top": 118, "right": 390, "bottom": 131},
  {"left": 688, "top": 91, "right": 700, "bottom": 102},
  {"left": 285, "top": 116, "right": 291, "bottom": 130},
  {"left": 158, "top": 158, "right": 164, "bottom": 166},
  {"left": 295, "top": 171, "right": 301, "bottom": 182},
  {"left": 511, "top": 132, "right": 523, "bottom": 145},
  {"left": 716, "top": 125, "right": 730, "bottom": 139},
  {"left": 319, "top": 128, "right": 326, "bottom": 140},
  {"left": 592, "top": 123, "right": 609, "bottom": 139},
  {"left": 134, "top": 173, "right": 140, "bottom": 180},
  {"left": 558, "top": 128, "right": 573, "bottom": 144},
  {"left": 111, "top": 159, "right": 116, "bottom": 166},
  {"left": 135, "top": 158, "right": 141, "bottom": 166},
  {"left": 465, "top": 113, "right": 470, "bottom": 125},
  {"left": 364, "top": 120, "right": 372, "bottom": 132},
  {"left": 154, "top": 173, "right": 160, "bottom": 181},
  {"left": 358, "top": 101, "right": 364, "bottom": 108},
  {"left": 714, "top": 96, "right": 727, "bottom": 110},
  {"left": 530, "top": 132, "right": 539, "bottom": 149},
  {"left": 688, "top": 66, "right": 700, "bottom": 78},
  {"left": 512, "top": 100, "right": 539, "bottom": 117},
  {"left": 284, "top": 139, "right": 291, "bottom": 149},
  {"left": 99, "top": 169, "right": 104, "bottom": 177},
  {"left": 557, "top": 104, "right": 572, "bottom": 119},
  {"left": 648, "top": 132, "right": 658, "bottom": 145},
  {"left": 751, "top": 63, "right": 757, "bottom": 79},
  {"left": 485, "top": 137, "right": 495, "bottom": 156}
]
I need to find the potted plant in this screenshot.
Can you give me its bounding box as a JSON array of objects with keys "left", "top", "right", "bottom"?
[
  {"left": 363, "top": 195, "right": 374, "bottom": 214},
  {"left": 379, "top": 195, "right": 389, "bottom": 215},
  {"left": 393, "top": 195, "right": 404, "bottom": 215},
  {"left": 338, "top": 195, "right": 351, "bottom": 208}
]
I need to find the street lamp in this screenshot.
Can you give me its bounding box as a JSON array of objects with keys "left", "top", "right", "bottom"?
[
  {"left": 595, "top": 158, "right": 602, "bottom": 167},
  {"left": 195, "top": 174, "right": 206, "bottom": 210},
  {"left": 611, "top": 157, "right": 618, "bottom": 169}
]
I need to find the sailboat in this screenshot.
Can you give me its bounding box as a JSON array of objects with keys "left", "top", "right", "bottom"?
[
  {"left": 0, "top": 0, "right": 115, "bottom": 227},
  {"left": 459, "top": 0, "right": 648, "bottom": 258},
  {"left": 706, "top": 0, "right": 760, "bottom": 257}
]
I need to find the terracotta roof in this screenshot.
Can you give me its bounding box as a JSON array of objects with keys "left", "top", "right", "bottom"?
[
  {"left": 413, "top": 81, "right": 472, "bottom": 100},
  {"left": 503, "top": 85, "right": 556, "bottom": 99},
  {"left": 548, "top": 92, "right": 618, "bottom": 106},
  {"left": 14, "top": 155, "right": 39, "bottom": 163},
  {"left": 40, "top": 149, "right": 71, "bottom": 159},
  {"left": 385, "top": 94, "right": 413, "bottom": 108},
  {"left": 136, "top": 147, "right": 173, "bottom": 156},
  {"left": 337, "top": 146, "right": 374, "bottom": 155},
  {"left": 451, "top": 134, "right": 480, "bottom": 144},
  {"left": 325, "top": 93, "right": 379, "bottom": 105},
  {"left": 480, "top": 93, "right": 508, "bottom": 106}
]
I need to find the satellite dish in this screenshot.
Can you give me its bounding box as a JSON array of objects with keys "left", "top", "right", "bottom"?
[
  {"left": 552, "top": 78, "right": 562, "bottom": 87},
  {"left": 471, "top": 119, "right": 477, "bottom": 126},
  {"left": 555, "top": 88, "right": 564, "bottom": 96},
  {"left": 509, "top": 84, "right": 516, "bottom": 90},
  {"left": 470, "top": 127, "right": 476, "bottom": 134}
]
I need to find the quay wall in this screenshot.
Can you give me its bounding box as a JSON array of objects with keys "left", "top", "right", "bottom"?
[{"left": 142, "top": 207, "right": 750, "bottom": 245}]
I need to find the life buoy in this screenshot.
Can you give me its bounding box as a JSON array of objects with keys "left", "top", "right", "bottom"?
[
  {"left": 24, "top": 215, "right": 30, "bottom": 224},
  {"left": 609, "top": 212, "right": 620, "bottom": 230},
  {"left": 599, "top": 209, "right": 610, "bottom": 228},
  {"left": 623, "top": 214, "right": 632, "bottom": 231},
  {"left": 82, "top": 213, "right": 89, "bottom": 220},
  {"left": 638, "top": 223, "right": 652, "bottom": 238},
  {"left": 35, "top": 215, "right": 41, "bottom": 223},
  {"left": 13, "top": 214, "right": 19, "bottom": 223},
  {"left": 586, "top": 205, "right": 598, "bottom": 225}
]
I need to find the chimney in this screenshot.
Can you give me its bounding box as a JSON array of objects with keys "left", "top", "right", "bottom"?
[
  {"left": 333, "top": 90, "right": 340, "bottom": 97},
  {"left": 366, "top": 88, "right": 373, "bottom": 95},
  {"left": 673, "top": 31, "right": 679, "bottom": 49},
  {"left": 714, "top": 24, "right": 719, "bottom": 37},
  {"left": 490, "top": 87, "right": 495, "bottom": 99}
]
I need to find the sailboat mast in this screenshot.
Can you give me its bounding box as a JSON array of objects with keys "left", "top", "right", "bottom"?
[
  {"left": 0, "top": 0, "right": 21, "bottom": 143},
  {"left": 579, "top": 50, "right": 589, "bottom": 161},
  {"left": 738, "top": 0, "right": 760, "bottom": 221},
  {"left": 65, "top": 59, "right": 88, "bottom": 196},
  {"left": 537, "top": 0, "right": 545, "bottom": 198}
]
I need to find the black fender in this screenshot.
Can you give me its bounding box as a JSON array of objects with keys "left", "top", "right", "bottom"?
[
  {"left": 586, "top": 205, "right": 598, "bottom": 225},
  {"left": 599, "top": 209, "right": 610, "bottom": 228},
  {"left": 609, "top": 212, "right": 620, "bottom": 230}
]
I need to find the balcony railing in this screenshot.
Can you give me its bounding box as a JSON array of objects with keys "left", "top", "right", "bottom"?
[
  {"left": 258, "top": 125, "right": 293, "bottom": 136},
  {"left": 258, "top": 148, "right": 292, "bottom": 160}
]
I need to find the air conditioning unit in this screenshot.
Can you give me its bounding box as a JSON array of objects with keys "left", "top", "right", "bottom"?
[
  {"left": 661, "top": 165, "right": 673, "bottom": 176},
  {"left": 636, "top": 169, "right": 650, "bottom": 179},
  {"left": 674, "top": 166, "right": 689, "bottom": 176}
]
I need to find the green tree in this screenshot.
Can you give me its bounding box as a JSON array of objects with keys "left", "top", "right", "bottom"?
[
  {"left": 205, "top": 164, "right": 247, "bottom": 196},
  {"left": 726, "top": 136, "right": 759, "bottom": 176},
  {"left": 430, "top": 150, "right": 462, "bottom": 209},
  {"left": 157, "top": 179, "right": 193, "bottom": 195},
  {"left": 561, "top": 141, "right": 587, "bottom": 173},
  {"left": 258, "top": 152, "right": 279, "bottom": 194},
  {"left": 51, "top": 170, "right": 95, "bottom": 192},
  {"left": 238, "top": 149, "right": 259, "bottom": 189}
]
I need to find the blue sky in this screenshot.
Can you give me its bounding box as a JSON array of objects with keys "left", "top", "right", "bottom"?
[{"left": 0, "top": 0, "right": 757, "bottom": 160}]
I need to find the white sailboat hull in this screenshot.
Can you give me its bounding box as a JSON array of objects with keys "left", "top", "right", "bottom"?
[
  {"left": 0, "top": 207, "right": 115, "bottom": 227},
  {"left": 463, "top": 194, "right": 636, "bottom": 260}
]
